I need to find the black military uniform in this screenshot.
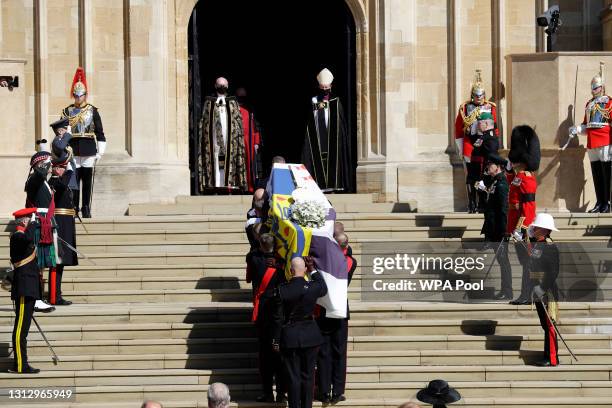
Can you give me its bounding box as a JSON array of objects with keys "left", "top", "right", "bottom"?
[
  {"left": 468, "top": 114, "right": 500, "bottom": 213},
  {"left": 480, "top": 157, "right": 512, "bottom": 300},
  {"left": 527, "top": 236, "right": 560, "bottom": 366},
  {"left": 247, "top": 249, "right": 286, "bottom": 402},
  {"left": 48, "top": 161, "right": 77, "bottom": 306},
  {"left": 10, "top": 208, "right": 42, "bottom": 374},
  {"left": 273, "top": 271, "right": 328, "bottom": 408},
  {"left": 25, "top": 152, "right": 57, "bottom": 273},
  {"left": 316, "top": 249, "right": 356, "bottom": 403}
]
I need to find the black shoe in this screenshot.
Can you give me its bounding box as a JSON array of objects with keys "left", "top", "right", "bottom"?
[
  {"left": 493, "top": 292, "right": 512, "bottom": 301},
  {"left": 55, "top": 298, "right": 72, "bottom": 306},
  {"left": 599, "top": 203, "right": 611, "bottom": 213},
  {"left": 509, "top": 297, "right": 530, "bottom": 305},
  {"left": 316, "top": 393, "right": 331, "bottom": 404},
  {"left": 331, "top": 394, "right": 346, "bottom": 404},
  {"left": 255, "top": 394, "right": 274, "bottom": 403},
  {"left": 276, "top": 394, "right": 287, "bottom": 403},
  {"left": 82, "top": 206, "right": 91, "bottom": 218},
  {"left": 534, "top": 360, "right": 557, "bottom": 367},
  {"left": 588, "top": 204, "right": 601, "bottom": 213},
  {"left": 9, "top": 365, "right": 40, "bottom": 374}
]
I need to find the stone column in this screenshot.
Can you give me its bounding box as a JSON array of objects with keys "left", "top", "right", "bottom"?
[{"left": 0, "top": 60, "right": 29, "bottom": 215}]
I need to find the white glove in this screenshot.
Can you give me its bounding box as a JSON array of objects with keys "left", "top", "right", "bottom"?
[
  {"left": 95, "top": 153, "right": 102, "bottom": 161},
  {"left": 475, "top": 180, "right": 486, "bottom": 191},
  {"left": 511, "top": 229, "right": 523, "bottom": 242},
  {"left": 569, "top": 125, "right": 583, "bottom": 137},
  {"left": 532, "top": 285, "right": 545, "bottom": 301},
  {"left": 97, "top": 141, "right": 106, "bottom": 155},
  {"left": 66, "top": 125, "right": 72, "bottom": 134}
]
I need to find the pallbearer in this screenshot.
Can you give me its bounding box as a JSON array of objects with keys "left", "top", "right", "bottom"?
[{"left": 9, "top": 208, "right": 42, "bottom": 374}]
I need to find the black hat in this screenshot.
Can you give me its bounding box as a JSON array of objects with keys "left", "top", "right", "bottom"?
[
  {"left": 52, "top": 150, "right": 71, "bottom": 167},
  {"left": 486, "top": 153, "right": 507, "bottom": 167},
  {"left": 30, "top": 151, "right": 51, "bottom": 168},
  {"left": 508, "top": 125, "right": 541, "bottom": 171},
  {"left": 50, "top": 117, "right": 69, "bottom": 131},
  {"left": 416, "top": 379, "right": 461, "bottom": 405}
]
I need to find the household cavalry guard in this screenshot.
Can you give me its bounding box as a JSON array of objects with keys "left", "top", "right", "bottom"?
[
  {"left": 570, "top": 62, "right": 612, "bottom": 213},
  {"left": 61, "top": 67, "right": 106, "bottom": 218},
  {"left": 455, "top": 69, "right": 499, "bottom": 213}
]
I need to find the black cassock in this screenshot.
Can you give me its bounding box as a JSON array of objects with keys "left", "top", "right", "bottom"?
[{"left": 302, "top": 96, "right": 354, "bottom": 193}]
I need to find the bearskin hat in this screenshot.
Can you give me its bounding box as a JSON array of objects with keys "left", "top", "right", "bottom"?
[{"left": 508, "top": 125, "right": 541, "bottom": 171}]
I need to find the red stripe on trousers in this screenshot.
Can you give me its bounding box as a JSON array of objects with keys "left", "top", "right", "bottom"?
[
  {"left": 49, "top": 268, "right": 56, "bottom": 304},
  {"left": 547, "top": 317, "right": 558, "bottom": 366}
]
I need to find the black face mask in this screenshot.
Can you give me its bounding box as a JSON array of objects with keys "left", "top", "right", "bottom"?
[
  {"left": 319, "top": 89, "right": 331, "bottom": 97},
  {"left": 216, "top": 86, "right": 228, "bottom": 95},
  {"left": 236, "top": 96, "right": 247, "bottom": 105}
]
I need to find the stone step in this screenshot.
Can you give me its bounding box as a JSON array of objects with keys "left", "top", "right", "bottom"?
[
  {"left": 128, "top": 202, "right": 414, "bottom": 216},
  {"left": 2, "top": 348, "right": 611, "bottom": 372},
  {"left": 2, "top": 224, "right": 611, "bottom": 243},
  {"left": 7, "top": 397, "right": 612, "bottom": 408},
  {"left": 2, "top": 213, "right": 611, "bottom": 232},
  {"left": 174, "top": 193, "right": 377, "bottom": 205},
  {"left": 0, "top": 270, "right": 605, "bottom": 296},
  {"left": 1, "top": 302, "right": 610, "bottom": 326},
  {"left": 1, "top": 366, "right": 611, "bottom": 388},
  {"left": 9, "top": 333, "right": 612, "bottom": 356},
  {"left": 1, "top": 317, "right": 611, "bottom": 342}
]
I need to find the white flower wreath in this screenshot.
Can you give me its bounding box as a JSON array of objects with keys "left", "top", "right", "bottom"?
[{"left": 290, "top": 199, "right": 327, "bottom": 229}]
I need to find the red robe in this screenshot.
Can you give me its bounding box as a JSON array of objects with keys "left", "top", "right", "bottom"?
[
  {"left": 240, "top": 106, "right": 261, "bottom": 192},
  {"left": 506, "top": 170, "right": 537, "bottom": 233}
]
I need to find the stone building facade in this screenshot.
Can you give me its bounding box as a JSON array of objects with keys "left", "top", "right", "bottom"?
[{"left": 0, "top": 0, "right": 601, "bottom": 215}]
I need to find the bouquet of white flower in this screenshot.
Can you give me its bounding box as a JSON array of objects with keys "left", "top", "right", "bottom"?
[{"left": 290, "top": 199, "right": 327, "bottom": 229}]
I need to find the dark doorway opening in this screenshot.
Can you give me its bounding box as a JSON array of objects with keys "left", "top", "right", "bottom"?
[{"left": 188, "top": 0, "right": 357, "bottom": 195}]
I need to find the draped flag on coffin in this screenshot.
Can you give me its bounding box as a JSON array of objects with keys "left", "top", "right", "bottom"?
[{"left": 266, "top": 163, "right": 348, "bottom": 318}]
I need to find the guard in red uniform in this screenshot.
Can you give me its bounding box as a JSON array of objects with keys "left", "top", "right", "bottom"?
[
  {"left": 570, "top": 62, "right": 612, "bottom": 213},
  {"left": 506, "top": 125, "right": 541, "bottom": 305},
  {"left": 454, "top": 69, "right": 499, "bottom": 213}
]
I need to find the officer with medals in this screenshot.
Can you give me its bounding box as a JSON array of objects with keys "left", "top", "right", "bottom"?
[
  {"left": 479, "top": 155, "right": 511, "bottom": 300},
  {"left": 61, "top": 67, "right": 106, "bottom": 218},
  {"left": 48, "top": 118, "right": 78, "bottom": 305},
  {"left": 9, "top": 208, "right": 43, "bottom": 374},
  {"left": 525, "top": 214, "right": 561, "bottom": 367},
  {"left": 570, "top": 62, "right": 612, "bottom": 213},
  {"left": 454, "top": 69, "right": 499, "bottom": 213},
  {"left": 272, "top": 257, "right": 328, "bottom": 408}
]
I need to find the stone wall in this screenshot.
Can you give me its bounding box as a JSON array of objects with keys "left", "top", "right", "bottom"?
[{"left": 0, "top": 0, "right": 581, "bottom": 215}]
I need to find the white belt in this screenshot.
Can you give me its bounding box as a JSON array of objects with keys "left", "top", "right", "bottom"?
[{"left": 587, "top": 123, "right": 610, "bottom": 129}]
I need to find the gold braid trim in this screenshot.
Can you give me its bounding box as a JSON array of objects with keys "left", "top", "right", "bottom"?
[
  {"left": 459, "top": 100, "right": 496, "bottom": 132},
  {"left": 593, "top": 102, "right": 612, "bottom": 120}
]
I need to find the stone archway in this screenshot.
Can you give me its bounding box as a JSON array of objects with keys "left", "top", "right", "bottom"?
[{"left": 174, "top": 0, "right": 380, "bottom": 188}]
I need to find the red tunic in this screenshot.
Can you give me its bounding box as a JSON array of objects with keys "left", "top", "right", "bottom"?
[
  {"left": 454, "top": 102, "right": 499, "bottom": 159},
  {"left": 240, "top": 106, "right": 261, "bottom": 192},
  {"left": 506, "top": 170, "right": 537, "bottom": 233},
  {"left": 582, "top": 97, "right": 612, "bottom": 149}
]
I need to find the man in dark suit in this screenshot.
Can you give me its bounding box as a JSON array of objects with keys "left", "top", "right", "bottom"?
[{"left": 273, "top": 257, "right": 328, "bottom": 408}]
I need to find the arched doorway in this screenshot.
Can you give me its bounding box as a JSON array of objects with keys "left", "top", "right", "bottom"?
[{"left": 188, "top": 0, "right": 357, "bottom": 194}]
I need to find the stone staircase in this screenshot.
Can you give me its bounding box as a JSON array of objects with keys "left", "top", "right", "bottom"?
[{"left": 1, "top": 194, "right": 611, "bottom": 407}]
